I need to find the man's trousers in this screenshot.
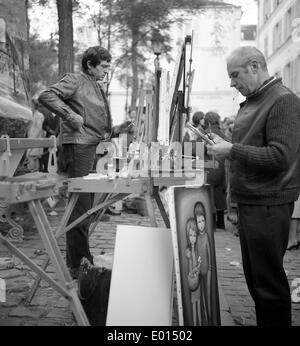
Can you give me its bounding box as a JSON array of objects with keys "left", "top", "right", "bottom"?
[
  {"left": 238, "top": 203, "right": 294, "bottom": 326},
  {"left": 63, "top": 143, "right": 96, "bottom": 269}
]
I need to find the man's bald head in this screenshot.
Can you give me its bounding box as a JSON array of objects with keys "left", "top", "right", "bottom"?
[
  {"left": 227, "top": 46, "right": 268, "bottom": 72},
  {"left": 226, "top": 46, "right": 270, "bottom": 96}
]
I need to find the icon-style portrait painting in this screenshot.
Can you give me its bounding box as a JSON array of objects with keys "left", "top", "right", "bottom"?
[{"left": 168, "top": 186, "right": 220, "bottom": 326}]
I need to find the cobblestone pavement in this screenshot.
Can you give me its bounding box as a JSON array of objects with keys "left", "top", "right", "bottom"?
[{"left": 0, "top": 198, "right": 300, "bottom": 326}]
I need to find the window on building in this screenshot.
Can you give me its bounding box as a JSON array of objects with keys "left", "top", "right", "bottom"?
[
  {"left": 0, "top": 18, "right": 6, "bottom": 49},
  {"left": 264, "top": 0, "right": 272, "bottom": 22},
  {"left": 241, "top": 26, "right": 257, "bottom": 41},
  {"left": 297, "top": 0, "right": 300, "bottom": 18},
  {"left": 185, "top": 21, "right": 192, "bottom": 36},
  {"left": 283, "top": 62, "right": 293, "bottom": 89},
  {"left": 274, "top": 0, "right": 282, "bottom": 7},
  {"left": 193, "top": 29, "right": 200, "bottom": 47},
  {"left": 292, "top": 1, "right": 300, "bottom": 24},
  {"left": 273, "top": 20, "right": 282, "bottom": 51},
  {"left": 264, "top": 35, "right": 269, "bottom": 58},
  {"left": 284, "top": 7, "right": 292, "bottom": 40},
  {"left": 295, "top": 55, "right": 300, "bottom": 94},
  {"left": 274, "top": 71, "right": 281, "bottom": 78}
]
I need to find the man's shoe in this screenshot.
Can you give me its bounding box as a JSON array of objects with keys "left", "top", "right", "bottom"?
[
  {"left": 69, "top": 267, "right": 80, "bottom": 280},
  {"left": 100, "top": 214, "right": 110, "bottom": 221},
  {"left": 216, "top": 222, "right": 226, "bottom": 230},
  {"left": 105, "top": 207, "right": 121, "bottom": 216}
]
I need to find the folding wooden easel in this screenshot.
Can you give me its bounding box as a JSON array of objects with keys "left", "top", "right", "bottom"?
[{"left": 0, "top": 136, "right": 90, "bottom": 325}]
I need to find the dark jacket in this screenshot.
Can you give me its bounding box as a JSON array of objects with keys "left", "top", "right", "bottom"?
[
  {"left": 229, "top": 78, "right": 300, "bottom": 205},
  {"left": 38, "top": 72, "right": 112, "bottom": 145}
]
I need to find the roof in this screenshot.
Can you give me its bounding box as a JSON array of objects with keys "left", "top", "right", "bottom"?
[
  {"left": 172, "top": 0, "right": 241, "bottom": 10},
  {"left": 241, "top": 24, "right": 257, "bottom": 30}
]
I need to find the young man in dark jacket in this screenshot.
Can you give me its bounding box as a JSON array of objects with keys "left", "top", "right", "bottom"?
[
  {"left": 39, "top": 46, "right": 128, "bottom": 279},
  {"left": 207, "top": 46, "right": 300, "bottom": 326}
]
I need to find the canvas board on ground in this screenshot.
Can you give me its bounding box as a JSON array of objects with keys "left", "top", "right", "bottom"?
[{"left": 106, "top": 225, "right": 174, "bottom": 326}]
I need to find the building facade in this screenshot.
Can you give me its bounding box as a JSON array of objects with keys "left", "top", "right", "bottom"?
[
  {"left": 256, "top": 0, "right": 300, "bottom": 97},
  {"left": 163, "top": 3, "right": 242, "bottom": 119}
]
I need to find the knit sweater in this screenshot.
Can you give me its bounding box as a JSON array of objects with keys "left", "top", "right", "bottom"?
[{"left": 229, "top": 77, "right": 300, "bottom": 205}]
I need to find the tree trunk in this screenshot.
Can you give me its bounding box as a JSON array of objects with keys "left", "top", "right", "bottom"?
[
  {"left": 107, "top": 0, "right": 112, "bottom": 51},
  {"left": 24, "top": 0, "right": 31, "bottom": 96},
  {"left": 56, "top": 0, "right": 74, "bottom": 76},
  {"left": 130, "top": 29, "right": 139, "bottom": 112},
  {"left": 25, "top": 0, "right": 30, "bottom": 45}
]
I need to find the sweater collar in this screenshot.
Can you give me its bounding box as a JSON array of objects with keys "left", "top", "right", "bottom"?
[{"left": 246, "top": 77, "right": 281, "bottom": 100}]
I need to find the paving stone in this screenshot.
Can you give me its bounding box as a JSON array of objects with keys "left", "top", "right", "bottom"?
[
  {"left": 0, "top": 269, "right": 24, "bottom": 279},
  {"left": 46, "top": 308, "right": 73, "bottom": 320},
  {"left": 54, "top": 297, "right": 69, "bottom": 308},
  {"left": 0, "top": 318, "right": 23, "bottom": 326},
  {"left": 37, "top": 318, "right": 67, "bottom": 326},
  {"left": 30, "top": 294, "right": 59, "bottom": 307},
  {"left": 6, "top": 276, "right": 33, "bottom": 293},
  {"left": 8, "top": 306, "right": 44, "bottom": 319},
  {"left": 20, "top": 319, "right": 39, "bottom": 326},
  {"left": 0, "top": 306, "right": 10, "bottom": 318},
  {"left": 0, "top": 294, "right": 22, "bottom": 307}
]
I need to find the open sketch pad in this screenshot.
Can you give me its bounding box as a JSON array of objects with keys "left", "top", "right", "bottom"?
[{"left": 106, "top": 225, "right": 174, "bottom": 326}]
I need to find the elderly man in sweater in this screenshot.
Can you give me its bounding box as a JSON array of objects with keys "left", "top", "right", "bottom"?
[{"left": 207, "top": 46, "right": 300, "bottom": 326}]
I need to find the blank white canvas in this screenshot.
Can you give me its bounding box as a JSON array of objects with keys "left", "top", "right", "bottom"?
[{"left": 106, "top": 225, "right": 174, "bottom": 326}]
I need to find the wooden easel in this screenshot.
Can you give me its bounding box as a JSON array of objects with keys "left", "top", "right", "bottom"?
[{"left": 0, "top": 137, "right": 90, "bottom": 326}]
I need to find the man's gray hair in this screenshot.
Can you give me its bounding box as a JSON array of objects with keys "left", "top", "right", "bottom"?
[{"left": 227, "top": 46, "right": 268, "bottom": 71}]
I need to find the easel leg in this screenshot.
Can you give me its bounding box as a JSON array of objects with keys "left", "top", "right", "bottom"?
[
  {"left": 0, "top": 234, "right": 69, "bottom": 298},
  {"left": 25, "top": 257, "right": 50, "bottom": 304},
  {"left": 28, "top": 200, "right": 89, "bottom": 326},
  {"left": 25, "top": 193, "right": 79, "bottom": 303},
  {"left": 153, "top": 189, "right": 170, "bottom": 228},
  {"left": 144, "top": 193, "right": 158, "bottom": 227},
  {"left": 89, "top": 193, "right": 112, "bottom": 237}
]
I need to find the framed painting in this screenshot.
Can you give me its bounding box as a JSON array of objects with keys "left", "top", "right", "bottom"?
[{"left": 167, "top": 185, "right": 221, "bottom": 326}]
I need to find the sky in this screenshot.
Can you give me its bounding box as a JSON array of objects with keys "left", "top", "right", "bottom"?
[
  {"left": 29, "top": 0, "right": 258, "bottom": 41},
  {"left": 227, "top": 0, "right": 258, "bottom": 24}
]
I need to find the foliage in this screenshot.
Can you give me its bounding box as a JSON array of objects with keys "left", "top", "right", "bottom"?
[
  {"left": 0, "top": 117, "right": 31, "bottom": 138},
  {"left": 28, "top": 33, "right": 58, "bottom": 94},
  {"left": 98, "top": 1, "right": 176, "bottom": 110},
  {"left": 27, "top": 0, "right": 220, "bottom": 110}
]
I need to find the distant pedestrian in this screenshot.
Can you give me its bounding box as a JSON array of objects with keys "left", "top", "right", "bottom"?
[
  {"left": 26, "top": 98, "right": 45, "bottom": 172},
  {"left": 204, "top": 111, "right": 227, "bottom": 230},
  {"left": 224, "top": 116, "right": 235, "bottom": 142},
  {"left": 192, "top": 111, "right": 205, "bottom": 129},
  {"left": 39, "top": 104, "right": 60, "bottom": 172},
  {"left": 287, "top": 194, "right": 300, "bottom": 250},
  {"left": 183, "top": 111, "right": 205, "bottom": 143}
]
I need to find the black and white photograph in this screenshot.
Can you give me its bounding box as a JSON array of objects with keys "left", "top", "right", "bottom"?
[{"left": 1, "top": 0, "right": 300, "bottom": 331}]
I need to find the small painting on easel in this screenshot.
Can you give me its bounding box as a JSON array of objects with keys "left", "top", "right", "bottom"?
[{"left": 168, "top": 186, "right": 221, "bottom": 326}]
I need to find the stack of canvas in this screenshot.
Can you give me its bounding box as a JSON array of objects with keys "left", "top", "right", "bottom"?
[{"left": 0, "top": 96, "right": 32, "bottom": 137}]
